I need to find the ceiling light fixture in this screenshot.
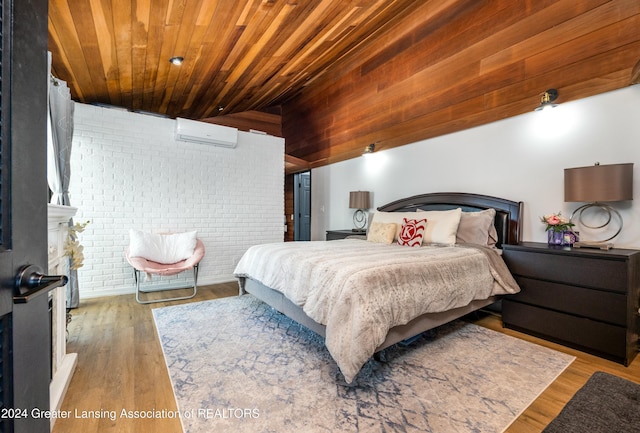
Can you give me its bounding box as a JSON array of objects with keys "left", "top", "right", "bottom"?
[
  {"left": 363, "top": 143, "right": 375, "bottom": 155},
  {"left": 169, "top": 56, "right": 184, "bottom": 65},
  {"left": 535, "top": 88, "right": 558, "bottom": 111}
]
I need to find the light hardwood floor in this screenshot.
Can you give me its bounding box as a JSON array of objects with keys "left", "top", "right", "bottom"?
[{"left": 52, "top": 284, "right": 639, "bottom": 433}]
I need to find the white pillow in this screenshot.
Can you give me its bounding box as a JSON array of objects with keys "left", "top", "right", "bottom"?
[
  {"left": 129, "top": 230, "right": 197, "bottom": 264},
  {"left": 415, "top": 208, "right": 462, "bottom": 245}
]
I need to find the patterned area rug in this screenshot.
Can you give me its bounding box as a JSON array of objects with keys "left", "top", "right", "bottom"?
[{"left": 153, "top": 295, "right": 574, "bottom": 433}]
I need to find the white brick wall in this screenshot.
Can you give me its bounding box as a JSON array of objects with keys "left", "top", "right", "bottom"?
[{"left": 69, "top": 103, "right": 284, "bottom": 298}]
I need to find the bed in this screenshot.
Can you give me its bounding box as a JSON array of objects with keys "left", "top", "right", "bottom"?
[{"left": 234, "top": 192, "right": 522, "bottom": 383}]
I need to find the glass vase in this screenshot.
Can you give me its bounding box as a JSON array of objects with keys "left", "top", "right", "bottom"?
[
  {"left": 547, "top": 230, "right": 564, "bottom": 245},
  {"left": 547, "top": 230, "right": 578, "bottom": 246}
]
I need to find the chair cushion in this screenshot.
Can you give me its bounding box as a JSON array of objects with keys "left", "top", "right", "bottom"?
[
  {"left": 126, "top": 239, "right": 205, "bottom": 276},
  {"left": 128, "top": 230, "right": 197, "bottom": 264}
]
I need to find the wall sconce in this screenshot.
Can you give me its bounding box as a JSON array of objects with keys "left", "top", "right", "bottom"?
[
  {"left": 534, "top": 89, "right": 558, "bottom": 111},
  {"left": 169, "top": 56, "right": 184, "bottom": 65},
  {"left": 363, "top": 143, "right": 375, "bottom": 155},
  {"left": 564, "top": 162, "right": 633, "bottom": 249},
  {"left": 349, "top": 191, "right": 371, "bottom": 232}
]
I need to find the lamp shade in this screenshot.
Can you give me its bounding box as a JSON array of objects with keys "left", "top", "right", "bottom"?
[
  {"left": 349, "top": 191, "right": 370, "bottom": 209},
  {"left": 564, "top": 163, "right": 633, "bottom": 202}
]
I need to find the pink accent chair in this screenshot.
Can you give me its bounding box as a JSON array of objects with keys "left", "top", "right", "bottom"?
[{"left": 126, "top": 239, "right": 205, "bottom": 304}]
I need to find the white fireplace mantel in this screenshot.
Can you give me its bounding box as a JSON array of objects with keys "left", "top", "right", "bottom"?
[{"left": 47, "top": 204, "right": 78, "bottom": 428}]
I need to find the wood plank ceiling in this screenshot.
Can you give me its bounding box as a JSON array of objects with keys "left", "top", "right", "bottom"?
[
  {"left": 48, "top": 0, "right": 419, "bottom": 119},
  {"left": 48, "top": 0, "right": 640, "bottom": 170}
]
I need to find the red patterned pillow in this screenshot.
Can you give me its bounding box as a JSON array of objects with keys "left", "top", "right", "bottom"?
[{"left": 398, "top": 218, "right": 427, "bottom": 247}]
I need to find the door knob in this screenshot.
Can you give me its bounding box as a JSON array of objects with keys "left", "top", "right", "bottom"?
[{"left": 14, "top": 264, "right": 68, "bottom": 303}]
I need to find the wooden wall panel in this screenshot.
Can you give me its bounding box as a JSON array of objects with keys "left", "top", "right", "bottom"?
[
  {"left": 282, "top": 0, "right": 640, "bottom": 167},
  {"left": 202, "top": 110, "right": 282, "bottom": 137}
]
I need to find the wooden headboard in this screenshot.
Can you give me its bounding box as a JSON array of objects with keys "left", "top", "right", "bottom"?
[{"left": 377, "top": 192, "right": 523, "bottom": 247}]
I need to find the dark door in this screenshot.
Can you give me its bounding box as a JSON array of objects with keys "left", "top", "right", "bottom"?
[
  {"left": 294, "top": 172, "right": 311, "bottom": 241},
  {"left": 0, "top": 0, "right": 58, "bottom": 432}
]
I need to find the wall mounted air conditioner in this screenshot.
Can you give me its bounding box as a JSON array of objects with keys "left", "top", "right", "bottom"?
[{"left": 174, "top": 117, "right": 238, "bottom": 148}]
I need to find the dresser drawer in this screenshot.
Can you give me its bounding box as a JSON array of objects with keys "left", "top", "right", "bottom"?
[
  {"left": 509, "top": 277, "right": 627, "bottom": 326},
  {"left": 504, "top": 250, "right": 627, "bottom": 293},
  {"left": 503, "top": 301, "right": 628, "bottom": 362}
]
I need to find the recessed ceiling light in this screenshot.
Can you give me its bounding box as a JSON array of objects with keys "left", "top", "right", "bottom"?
[{"left": 169, "top": 56, "right": 184, "bottom": 65}]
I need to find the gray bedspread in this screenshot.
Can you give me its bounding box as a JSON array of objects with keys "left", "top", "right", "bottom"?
[{"left": 234, "top": 239, "right": 519, "bottom": 383}]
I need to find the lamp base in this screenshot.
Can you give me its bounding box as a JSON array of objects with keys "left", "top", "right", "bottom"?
[
  {"left": 570, "top": 202, "right": 623, "bottom": 246},
  {"left": 573, "top": 241, "right": 614, "bottom": 250},
  {"left": 352, "top": 209, "right": 368, "bottom": 231}
]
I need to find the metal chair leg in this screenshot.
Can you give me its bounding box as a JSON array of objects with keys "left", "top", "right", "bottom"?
[{"left": 134, "top": 264, "right": 199, "bottom": 304}]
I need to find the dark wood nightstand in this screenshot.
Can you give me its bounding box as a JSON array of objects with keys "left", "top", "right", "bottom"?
[
  {"left": 326, "top": 229, "right": 365, "bottom": 240},
  {"left": 502, "top": 242, "right": 640, "bottom": 366}
]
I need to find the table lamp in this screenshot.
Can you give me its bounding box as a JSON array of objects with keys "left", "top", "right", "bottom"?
[
  {"left": 349, "top": 191, "right": 371, "bottom": 232},
  {"left": 564, "top": 162, "right": 633, "bottom": 249}
]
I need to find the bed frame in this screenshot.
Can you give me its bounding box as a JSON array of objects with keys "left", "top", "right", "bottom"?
[{"left": 241, "top": 192, "right": 522, "bottom": 353}]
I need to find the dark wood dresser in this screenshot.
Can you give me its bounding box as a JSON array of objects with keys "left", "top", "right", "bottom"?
[{"left": 502, "top": 242, "right": 640, "bottom": 366}]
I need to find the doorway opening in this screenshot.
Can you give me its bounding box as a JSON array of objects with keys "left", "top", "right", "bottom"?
[{"left": 293, "top": 171, "right": 311, "bottom": 241}]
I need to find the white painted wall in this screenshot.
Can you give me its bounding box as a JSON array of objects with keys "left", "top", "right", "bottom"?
[
  {"left": 311, "top": 86, "right": 640, "bottom": 248},
  {"left": 70, "top": 103, "right": 284, "bottom": 299}
]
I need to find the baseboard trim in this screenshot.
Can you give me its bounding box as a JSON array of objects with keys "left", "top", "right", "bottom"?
[{"left": 78, "top": 277, "right": 237, "bottom": 300}]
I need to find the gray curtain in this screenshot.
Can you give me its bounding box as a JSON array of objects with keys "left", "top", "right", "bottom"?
[{"left": 47, "top": 74, "right": 78, "bottom": 308}]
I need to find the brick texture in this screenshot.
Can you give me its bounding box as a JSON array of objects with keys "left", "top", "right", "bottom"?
[{"left": 69, "top": 104, "right": 284, "bottom": 298}]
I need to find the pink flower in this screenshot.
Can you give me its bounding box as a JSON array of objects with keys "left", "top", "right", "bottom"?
[
  {"left": 540, "top": 212, "right": 574, "bottom": 233},
  {"left": 545, "top": 215, "right": 561, "bottom": 225}
]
